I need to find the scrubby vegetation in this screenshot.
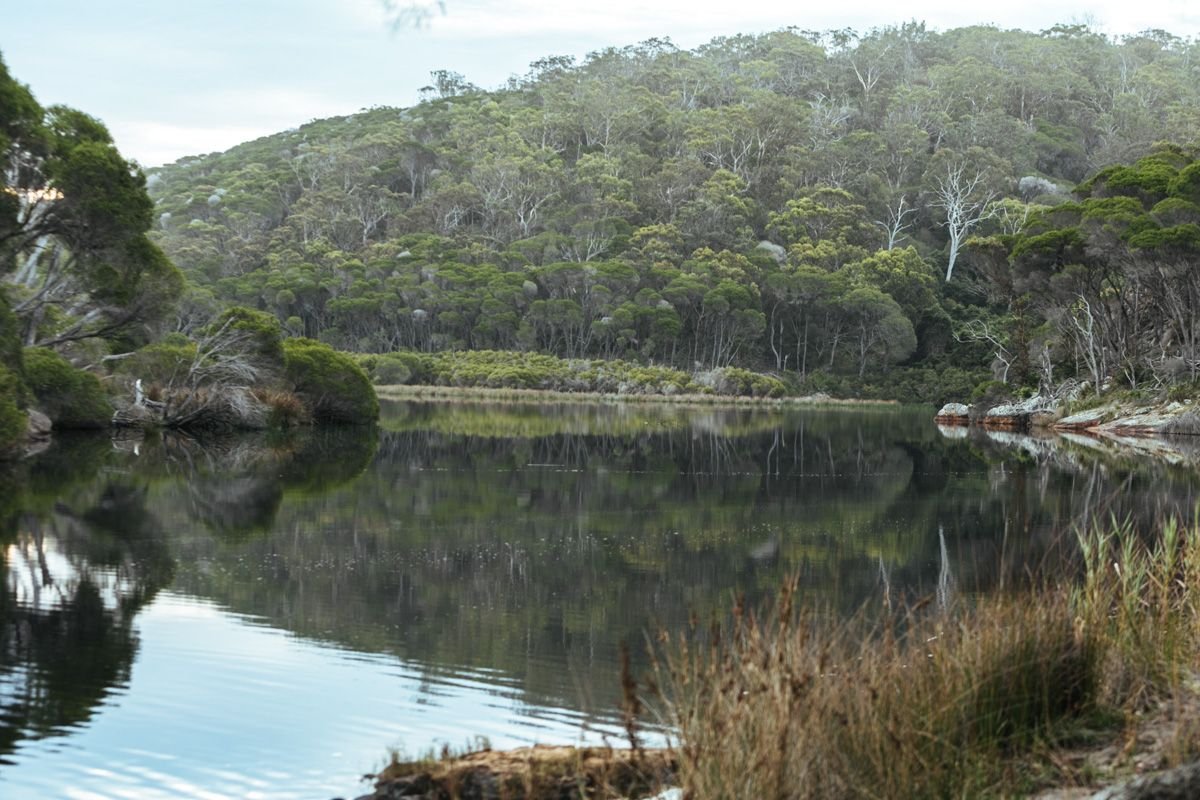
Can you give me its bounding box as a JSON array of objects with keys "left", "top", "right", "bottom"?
[
  {"left": 143, "top": 26, "right": 1200, "bottom": 403},
  {"left": 22, "top": 348, "right": 112, "bottom": 429},
  {"left": 652, "top": 518, "right": 1200, "bottom": 799},
  {"left": 358, "top": 349, "right": 793, "bottom": 398},
  {"left": 284, "top": 338, "right": 378, "bottom": 423},
  {"left": 0, "top": 364, "right": 26, "bottom": 454}
]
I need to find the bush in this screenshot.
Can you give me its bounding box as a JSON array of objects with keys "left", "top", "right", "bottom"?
[
  {"left": 0, "top": 365, "right": 26, "bottom": 455},
  {"left": 0, "top": 290, "right": 24, "bottom": 385},
  {"left": 22, "top": 348, "right": 112, "bottom": 428},
  {"left": 360, "top": 351, "right": 428, "bottom": 385},
  {"left": 208, "top": 306, "right": 285, "bottom": 374},
  {"left": 971, "top": 379, "right": 1008, "bottom": 402},
  {"left": 113, "top": 340, "right": 198, "bottom": 385},
  {"left": 706, "top": 367, "right": 786, "bottom": 397},
  {"left": 283, "top": 338, "right": 379, "bottom": 423}
]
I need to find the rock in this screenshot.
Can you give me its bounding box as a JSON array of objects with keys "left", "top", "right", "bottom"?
[
  {"left": 1089, "top": 759, "right": 1200, "bottom": 799},
  {"left": 26, "top": 408, "right": 52, "bottom": 440},
  {"left": 1096, "top": 411, "right": 1181, "bottom": 436},
  {"left": 754, "top": 240, "right": 787, "bottom": 264},
  {"left": 111, "top": 402, "right": 158, "bottom": 428},
  {"left": 984, "top": 394, "right": 1057, "bottom": 431},
  {"left": 1055, "top": 406, "right": 1113, "bottom": 430},
  {"left": 935, "top": 402, "right": 970, "bottom": 423}
]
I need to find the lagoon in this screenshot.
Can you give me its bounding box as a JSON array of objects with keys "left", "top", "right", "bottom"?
[{"left": 1, "top": 400, "right": 1197, "bottom": 799}]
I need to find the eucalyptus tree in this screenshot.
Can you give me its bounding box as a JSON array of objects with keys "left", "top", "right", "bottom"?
[{"left": 1, "top": 55, "right": 182, "bottom": 350}]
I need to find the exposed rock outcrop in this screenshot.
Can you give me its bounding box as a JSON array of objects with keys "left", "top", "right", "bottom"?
[
  {"left": 1089, "top": 760, "right": 1200, "bottom": 800},
  {"left": 935, "top": 402, "right": 970, "bottom": 424}
]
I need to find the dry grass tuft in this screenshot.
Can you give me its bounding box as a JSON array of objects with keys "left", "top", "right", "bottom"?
[
  {"left": 651, "top": 519, "right": 1200, "bottom": 799},
  {"left": 252, "top": 387, "right": 309, "bottom": 427}
]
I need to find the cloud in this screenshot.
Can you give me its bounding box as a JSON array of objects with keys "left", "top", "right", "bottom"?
[
  {"left": 114, "top": 87, "right": 369, "bottom": 167},
  {"left": 422, "top": 0, "right": 1200, "bottom": 44},
  {"left": 111, "top": 121, "right": 276, "bottom": 167}
]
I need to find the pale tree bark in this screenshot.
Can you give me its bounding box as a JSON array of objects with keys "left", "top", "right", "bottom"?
[
  {"left": 874, "top": 194, "right": 917, "bottom": 250},
  {"left": 932, "top": 159, "right": 997, "bottom": 281}
]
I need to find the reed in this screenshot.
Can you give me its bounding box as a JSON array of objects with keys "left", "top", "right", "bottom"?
[{"left": 651, "top": 518, "right": 1200, "bottom": 799}]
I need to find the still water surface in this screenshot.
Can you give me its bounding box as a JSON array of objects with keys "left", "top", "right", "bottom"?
[{"left": 2, "top": 400, "right": 1198, "bottom": 798}]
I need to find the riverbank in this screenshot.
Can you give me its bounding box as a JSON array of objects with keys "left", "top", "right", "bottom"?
[
  {"left": 936, "top": 385, "right": 1200, "bottom": 439},
  {"left": 359, "top": 517, "right": 1200, "bottom": 800},
  {"left": 376, "top": 383, "right": 898, "bottom": 408}
]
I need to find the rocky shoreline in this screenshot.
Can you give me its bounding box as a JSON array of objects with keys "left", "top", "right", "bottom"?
[{"left": 935, "top": 386, "right": 1200, "bottom": 439}]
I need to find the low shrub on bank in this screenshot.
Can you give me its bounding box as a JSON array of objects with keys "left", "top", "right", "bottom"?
[
  {"left": 22, "top": 347, "right": 112, "bottom": 428},
  {"left": 654, "top": 518, "right": 1200, "bottom": 800},
  {"left": 697, "top": 367, "right": 785, "bottom": 398},
  {"left": 284, "top": 338, "right": 378, "bottom": 423},
  {"left": 799, "top": 364, "right": 987, "bottom": 406},
  {"left": 112, "top": 338, "right": 198, "bottom": 385},
  {"left": 363, "top": 349, "right": 809, "bottom": 398},
  {"left": 0, "top": 365, "right": 26, "bottom": 455}
]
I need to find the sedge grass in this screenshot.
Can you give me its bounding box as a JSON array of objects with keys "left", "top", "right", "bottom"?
[{"left": 651, "top": 518, "right": 1200, "bottom": 800}]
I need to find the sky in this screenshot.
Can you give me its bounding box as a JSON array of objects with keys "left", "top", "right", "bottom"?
[{"left": 3, "top": 0, "right": 1199, "bottom": 168}]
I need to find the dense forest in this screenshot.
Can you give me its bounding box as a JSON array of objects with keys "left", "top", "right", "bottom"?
[
  {"left": 145, "top": 23, "right": 1200, "bottom": 402},
  {"left": 4, "top": 23, "right": 1200, "bottom": 446}
]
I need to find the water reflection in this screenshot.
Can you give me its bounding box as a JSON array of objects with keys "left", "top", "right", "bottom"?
[
  {"left": 0, "top": 402, "right": 1198, "bottom": 797},
  {"left": 1, "top": 474, "right": 170, "bottom": 762}
]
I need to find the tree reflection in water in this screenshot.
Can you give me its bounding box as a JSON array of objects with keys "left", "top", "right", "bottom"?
[{"left": 2, "top": 405, "right": 1200, "bottom": 771}]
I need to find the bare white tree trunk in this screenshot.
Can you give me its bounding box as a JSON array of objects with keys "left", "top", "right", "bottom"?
[{"left": 933, "top": 159, "right": 997, "bottom": 281}]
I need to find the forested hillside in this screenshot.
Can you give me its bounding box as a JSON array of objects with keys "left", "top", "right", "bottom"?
[{"left": 148, "top": 24, "right": 1200, "bottom": 401}]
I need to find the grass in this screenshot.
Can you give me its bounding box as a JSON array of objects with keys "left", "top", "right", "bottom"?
[
  {"left": 375, "top": 383, "right": 898, "bottom": 409},
  {"left": 648, "top": 517, "right": 1200, "bottom": 800},
  {"left": 365, "top": 517, "right": 1200, "bottom": 800}
]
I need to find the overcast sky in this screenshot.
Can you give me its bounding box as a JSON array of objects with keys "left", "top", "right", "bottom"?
[{"left": 4, "top": 1, "right": 1199, "bottom": 168}]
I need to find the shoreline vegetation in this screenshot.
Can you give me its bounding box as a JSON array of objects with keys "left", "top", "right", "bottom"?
[
  {"left": 935, "top": 382, "right": 1200, "bottom": 439},
  {"left": 375, "top": 383, "right": 896, "bottom": 408},
  {"left": 2, "top": 307, "right": 380, "bottom": 459},
  {"left": 365, "top": 517, "right": 1200, "bottom": 800}
]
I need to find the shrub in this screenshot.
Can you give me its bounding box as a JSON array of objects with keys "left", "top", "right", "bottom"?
[
  {"left": 0, "top": 290, "right": 24, "bottom": 385},
  {"left": 113, "top": 340, "right": 198, "bottom": 385},
  {"left": 208, "top": 306, "right": 285, "bottom": 375},
  {"left": 22, "top": 347, "right": 112, "bottom": 428},
  {"left": 283, "top": 338, "right": 379, "bottom": 423},
  {"left": 363, "top": 352, "right": 427, "bottom": 385},
  {"left": 0, "top": 365, "right": 26, "bottom": 456},
  {"left": 707, "top": 367, "right": 786, "bottom": 397}
]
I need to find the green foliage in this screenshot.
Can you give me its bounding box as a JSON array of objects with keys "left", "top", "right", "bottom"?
[
  {"left": 802, "top": 364, "right": 987, "bottom": 406},
  {"left": 0, "top": 364, "right": 25, "bottom": 455},
  {"left": 705, "top": 367, "right": 785, "bottom": 398},
  {"left": 208, "top": 306, "right": 285, "bottom": 373},
  {"left": 22, "top": 347, "right": 111, "bottom": 428},
  {"left": 113, "top": 340, "right": 198, "bottom": 384},
  {"left": 0, "top": 288, "right": 27, "bottom": 410},
  {"left": 113, "top": 30, "right": 1200, "bottom": 402},
  {"left": 283, "top": 338, "right": 379, "bottom": 423},
  {"left": 2, "top": 54, "right": 183, "bottom": 348}
]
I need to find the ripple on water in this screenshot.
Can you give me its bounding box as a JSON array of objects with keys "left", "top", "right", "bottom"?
[{"left": 0, "top": 593, "right": 632, "bottom": 799}]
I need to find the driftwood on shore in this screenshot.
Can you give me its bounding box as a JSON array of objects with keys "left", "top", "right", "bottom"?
[{"left": 362, "top": 745, "right": 676, "bottom": 800}]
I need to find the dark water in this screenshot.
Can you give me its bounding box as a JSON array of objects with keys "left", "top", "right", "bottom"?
[{"left": 1, "top": 400, "right": 1198, "bottom": 799}]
